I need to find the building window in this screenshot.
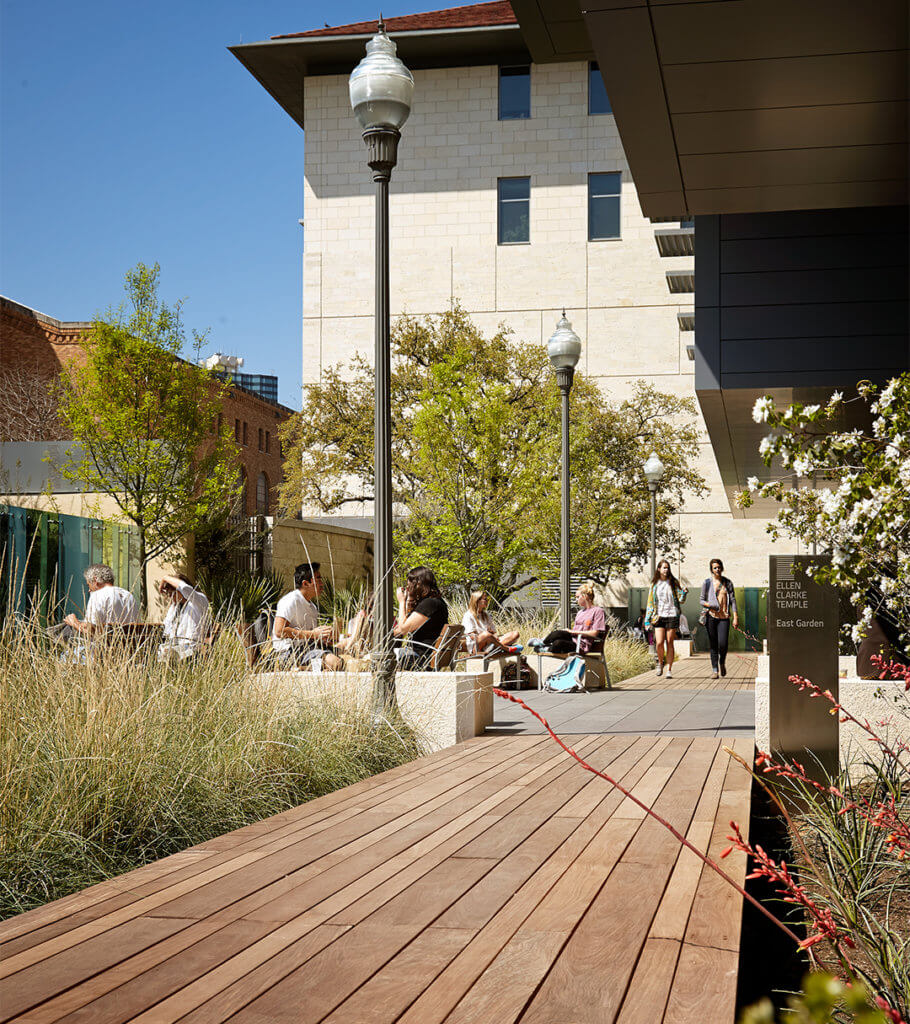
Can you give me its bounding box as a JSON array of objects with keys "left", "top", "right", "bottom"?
[
  {"left": 588, "top": 172, "right": 621, "bottom": 240},
  {"left": 258, "top": 428, "right": 264, "bottom": 451},
  {"left": 499, "top": 66, "right": 530, "bottom": 120},
  {"left": 242, "top": 421, "right": 248, "bottom": 446},
  {"left": 265, "top": 430, "right": 270, "bottom": 454},
  {"left": 588, "top": 62, "right": 611, "bottom": 115},
  {"left": 498, "top": 177, "right": 530, "bottom": 244},
  {"left": 238, "top": 469, "right": 248, "bottom": 514},
  {"left": 234, "top": 418, "right": 241, "bottom": 442},
  {"left": 256, "top": 472, "right": 269, "bottom": 515}
]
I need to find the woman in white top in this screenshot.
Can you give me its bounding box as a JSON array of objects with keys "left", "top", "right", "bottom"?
[
  {"left": 461, "top": 590, "right": 519, "bottom": 655},
  {"left": 643, "top": 560, "right": 688, "bottom": 679}
]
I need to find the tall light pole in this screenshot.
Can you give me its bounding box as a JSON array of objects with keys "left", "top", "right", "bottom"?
[
  {"left": 350, "top": 25, "right": 413, "bottom": 706},
  {"left": 643, "top": 452, "right": 665, "bottom": 578},
  {"left": 547, "top": 313, "right": 582, "bottom": 629}
]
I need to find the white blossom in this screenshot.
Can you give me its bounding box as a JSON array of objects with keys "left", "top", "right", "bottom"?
[
  {"left": 746, "top": 476, "right": 760, "bottom": 492},
  {"left": 759, "top": 436, "right": 774, "bottom": 457},
  {"left": 752, "top": 396, "right": 774, "bottom": 424}
]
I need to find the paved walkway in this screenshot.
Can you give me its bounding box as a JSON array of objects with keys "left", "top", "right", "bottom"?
[
  {"left": 0, "top": 734, "right": 752, "bottom": 1024},
  {"left": 491, "top": 654, "right": 756, "bottom": 737}
]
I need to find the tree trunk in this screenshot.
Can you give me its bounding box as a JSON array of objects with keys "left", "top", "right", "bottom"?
[{"left": 138, "top": 529, "right": 149, "bottom": 613}]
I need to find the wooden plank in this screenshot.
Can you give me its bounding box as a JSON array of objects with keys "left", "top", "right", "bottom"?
[
  {"left": 0, "top": 738, "right": 537, "bottom": 979},
  {"left": 615, "top": 937, "right": 681, "bottom": 1024},
  {"left": 681, "top": 739, "right": 752, "bottom": 953},
  {"left": 164, "top": 739, "right": 612, "bottom": 1024},
  {"left": 508, "top": 743, "right": 704, "bottom": 1024},
  {"left": 663, "top": 943, "right": 739, "bottom": 1024},
  {"left": 228, "top": 860, "right": 497, "bottom": 1024},
  {"left": 395, "top": 737, "right": 672, "bottom": 1024},
  {"left": 320, "top": 926, "right": 475, "bottom": 1024},
  {"left": 14, "top": 919, "right": 274, "bottom": 1024},
  {"left": 649, "top": 743, "right": 731, "bottom": 942},
  {"left": 0, "top": 739, "right": 500, "bottom": 951},
  {"left": 0, "top": 917, "right": 193, "bottom": 1022},
  {"left": 128, "top": 750, "right": 572, "bottom": 1024}
]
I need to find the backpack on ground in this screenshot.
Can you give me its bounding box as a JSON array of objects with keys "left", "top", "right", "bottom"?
[
  {"left": 500, "top": 656, "right": 536, "bottom": 690},
  {"left": 544, "top": 655, "right": 586, "bottom": 692}
]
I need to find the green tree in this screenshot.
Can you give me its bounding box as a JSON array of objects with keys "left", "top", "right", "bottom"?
[
  {"left": 56, "top": 263, "right": 240, "bottom": 608},
  {"left": 279, "top": 306, "right": 706, "bottom": 600}
]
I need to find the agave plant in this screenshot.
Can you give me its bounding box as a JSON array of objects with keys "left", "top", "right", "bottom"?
[{"left": 197, "top": 568, "right": 284, "bottom": 624}]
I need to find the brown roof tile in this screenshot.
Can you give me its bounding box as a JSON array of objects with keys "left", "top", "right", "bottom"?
[{"left": 272, "top": 1, "right": 517, "bottom": 40}]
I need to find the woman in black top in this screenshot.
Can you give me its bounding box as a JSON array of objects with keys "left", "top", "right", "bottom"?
[{"left": 394, "top": 566, "right": 448, "bottom": 669}]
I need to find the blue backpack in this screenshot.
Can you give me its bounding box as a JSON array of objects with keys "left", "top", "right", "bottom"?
[{"left": 544, "top": 655, "right": 586, "bottom": 692}]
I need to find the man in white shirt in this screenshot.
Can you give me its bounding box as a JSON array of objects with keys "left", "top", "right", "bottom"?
[
  {"left": 272, "top": 562, "right": 342, "bottom": 671},
  {"left": 158, "top": 573, "right": 211, "bottom": 660},
  {"left": 64, "top": 564, "right": 140, "bottom": 652}
]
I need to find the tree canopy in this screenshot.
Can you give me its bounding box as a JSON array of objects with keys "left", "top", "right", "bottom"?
[
  {"left": 56, "top": 263, "right": 240, "bottom": 608},
  {"left": 279, "top": 306, "right": 706, "bottom": 600}
]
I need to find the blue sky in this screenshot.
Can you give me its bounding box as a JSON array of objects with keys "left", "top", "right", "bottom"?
[{"left": 1, "top": 0, "right": 446, "bottom": 408}]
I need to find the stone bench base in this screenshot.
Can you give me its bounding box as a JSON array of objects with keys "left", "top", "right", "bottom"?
[{"left": 254, "top": 669, "right": 494, "bottom": 751}]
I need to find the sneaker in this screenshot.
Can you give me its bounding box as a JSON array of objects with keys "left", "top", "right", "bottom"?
[
  {"left": 506, "top": 644, "right": 523, "bottom": 654},
  {"left": 665, "top": 668, "right": 673, "bottom": 679},
  {"left": 711, "top": 671, "right": 719, "bottom": 680},
  {"left": 655, "top": 664, "right": 663, "bottom": 677},
  {"left": 528, "top": 638, "right": 544, "bottom": 651}
]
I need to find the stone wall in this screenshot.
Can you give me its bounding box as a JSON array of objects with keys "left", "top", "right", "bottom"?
[
  {"left": 269, "top": 517, "right": 373, "bottom": 591},
  {"left": 300, "top": 60, "right": 783, "bottom": 594}
]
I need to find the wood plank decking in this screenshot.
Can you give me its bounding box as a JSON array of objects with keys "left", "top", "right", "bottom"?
[
  {"left": 616, "top": 653, "right": 757, "bottom": 692},
  {"left": 0, "top": 734, "right": 753, "bottom": 1024}
]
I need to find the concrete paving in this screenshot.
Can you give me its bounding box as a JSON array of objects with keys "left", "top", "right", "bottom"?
[{"left": 490, "top": 668, "right": 755, "bottom": 737}]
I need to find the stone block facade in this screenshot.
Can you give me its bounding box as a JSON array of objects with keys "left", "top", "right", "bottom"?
[
  {"left": 269, "top": 517, "right": 372, "bottom": 591},
  {"left": 301, "top": 60, "right": 784, "bottom": 594}
]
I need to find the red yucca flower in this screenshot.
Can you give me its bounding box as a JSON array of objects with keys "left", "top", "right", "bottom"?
[{"left": 721, "top": 823, "right": 854, "bottom": 952}]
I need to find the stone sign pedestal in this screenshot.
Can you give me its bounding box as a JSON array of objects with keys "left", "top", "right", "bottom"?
[{"left": 768, "top": 555, "right": 839, "bottom": 780}]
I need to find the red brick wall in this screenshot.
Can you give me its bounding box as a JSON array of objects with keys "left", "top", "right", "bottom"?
[{"left": 1, "top": 297, "right": 292, "bottom": 514}]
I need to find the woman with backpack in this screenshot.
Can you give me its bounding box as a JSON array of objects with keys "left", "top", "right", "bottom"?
[
  {"left": 700, "top": 558, "right": 739, "bottom": 679},
  {"left": 643, "top": 560, "right": 687, "bottom": 679}
]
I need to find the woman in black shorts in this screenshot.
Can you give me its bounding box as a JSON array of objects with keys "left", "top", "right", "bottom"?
[{"left": 643, "top": 559, "right": 687, "bottom": 679}]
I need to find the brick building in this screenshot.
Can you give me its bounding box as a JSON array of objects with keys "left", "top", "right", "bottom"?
[{"left": 0, "top": 296, "right": 291, "bottom": 516}]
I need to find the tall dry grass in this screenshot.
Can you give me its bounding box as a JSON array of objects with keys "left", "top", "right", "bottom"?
[{"left": 0, "top": 616, "right": 423, "bottom": 918}]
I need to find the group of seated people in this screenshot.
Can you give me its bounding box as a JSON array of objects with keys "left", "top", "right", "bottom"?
[
  {"left": 62, "top": 560, "right": 608, "bottom": 671},
  {"left": 62, "top": 562, "right": 212, "bottom": 661},
  {"left": 273, "top": 564, "right": 609, "bottom": 672}
]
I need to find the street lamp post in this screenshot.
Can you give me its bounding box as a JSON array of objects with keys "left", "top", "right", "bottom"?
[
  {"left": 350, "top": 25, "right": 414, "bottom": 707},
  {"left": 547, "top": 313, "right": 582, "bottom": 629},
  {"left": 643, "top": 452, "right": 665, "bottom": 578}
]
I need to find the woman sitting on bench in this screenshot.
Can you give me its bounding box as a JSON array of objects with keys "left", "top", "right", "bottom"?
[
  {"left": 462, "top": 590, "right": 520, "bottom": 656},
  {"left": 393, "top": 566, "right": 449, "bottom": 669},
  {"left": 532, "top": 584, "right": 606, "bottom": 654}
]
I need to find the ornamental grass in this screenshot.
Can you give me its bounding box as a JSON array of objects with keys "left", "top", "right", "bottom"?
[{"left": 0, "top": 614, "right": 423, "bottom": 919}]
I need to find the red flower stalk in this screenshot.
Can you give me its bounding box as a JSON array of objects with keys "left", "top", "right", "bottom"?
[
  {"left": 721, "top": 822, "right": 855, "bottom": 954},
  {"left": 492, "top": 688, "right": 802, "bottom": 946}
]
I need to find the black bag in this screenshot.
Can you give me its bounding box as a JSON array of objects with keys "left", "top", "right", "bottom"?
[{"left": 500, "top": 656, "right": 535, "bottom": 690}]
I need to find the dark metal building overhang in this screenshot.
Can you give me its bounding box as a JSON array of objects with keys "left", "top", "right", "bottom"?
[{"left": 510, "top": 0, "right": 908, "bottom": 220}]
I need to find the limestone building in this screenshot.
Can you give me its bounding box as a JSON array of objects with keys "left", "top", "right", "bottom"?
[{"left": 233, "top": 0, "right": 788, "bottom": 598}]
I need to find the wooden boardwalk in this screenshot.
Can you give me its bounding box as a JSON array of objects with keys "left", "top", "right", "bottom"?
[
  {"left": 616, "top": 653, "right": 757, "bottom": 692},
  {"left": 0, "top": 733, "right": 753, "bottom": 1024}
]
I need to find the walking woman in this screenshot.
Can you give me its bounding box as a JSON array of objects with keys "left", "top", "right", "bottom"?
[
  {"left": 700, "top": 557, "right": 739, "bottom": 678},
  {"left": 643, "top": 559, "right": 687, "bottom": 678}
]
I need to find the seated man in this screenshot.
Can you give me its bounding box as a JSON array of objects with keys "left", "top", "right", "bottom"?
[
  {"left": 158, "top": 573, "right": 211, "bottom": 661},
  {"left": 64, "top": 563, "right": 140, "bottom": 652},
  {"left": 272, "top": 562, "right": 343, "bottom": 671}
]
